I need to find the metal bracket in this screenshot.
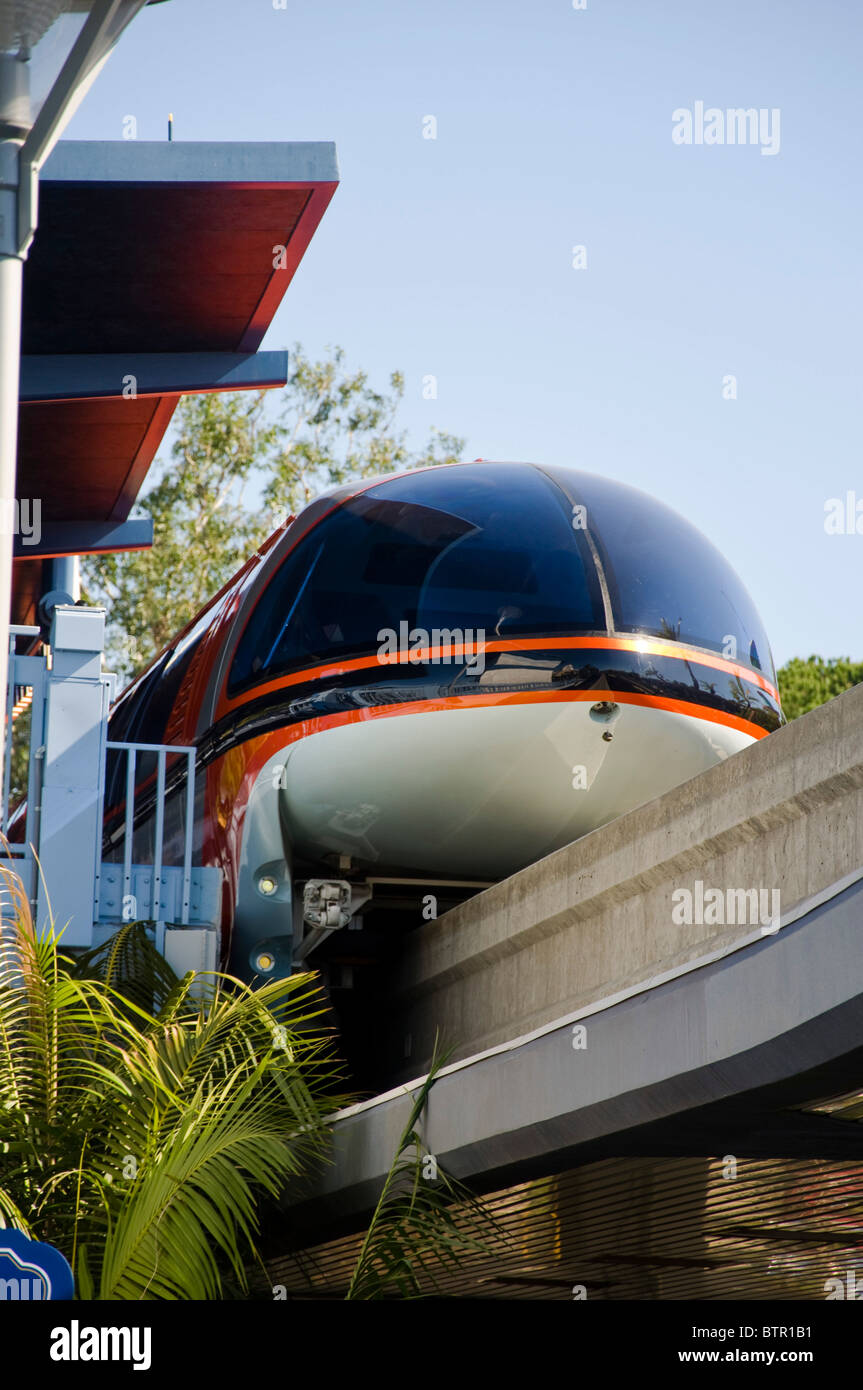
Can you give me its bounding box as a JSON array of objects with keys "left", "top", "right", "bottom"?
[
  {"left": 293, "top": 879, "right": 372, "bottom": 963},
  {"left": 303, "top": 879, "right": 353, "bottom": 930}
]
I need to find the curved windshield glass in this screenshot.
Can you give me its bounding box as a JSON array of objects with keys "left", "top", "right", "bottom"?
[
  {"left": 229, "top": 462, "right": 777, "bottom": 694},
  {"left": 544, "top": 468, "right": 777, "bottom": 685},
  {"left": 228, "top": 463, "right": 604, "bottom": 692}
]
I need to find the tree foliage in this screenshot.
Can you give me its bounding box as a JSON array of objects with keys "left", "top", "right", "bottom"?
[
  {"left": 83, "top": 389, "right": 277, "bottom": 677},
  {"left": 777, "top": 655, "right": 863, "bottom": 722},
  {"left": 0, "top": 887, "right": 343, "bottom": 1300},
  {"left": 82, "top": 345, "right": 464, "bottom": 681},
  {"left": 0, "top": 886, "right": 501, "bottom": 1300}
]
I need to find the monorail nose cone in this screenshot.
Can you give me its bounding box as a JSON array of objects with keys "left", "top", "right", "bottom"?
[{"left": 222, "top": 456, "right": 781, "bottom": 936}]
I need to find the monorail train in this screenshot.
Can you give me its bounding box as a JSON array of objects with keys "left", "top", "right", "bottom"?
[{"left": 104, "top": 460, "right": 783, "bottom": 984}]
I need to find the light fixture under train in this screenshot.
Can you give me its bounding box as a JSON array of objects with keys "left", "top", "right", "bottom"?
[{"left": 104, "top": 461, "right": 783, "bottom": 986}]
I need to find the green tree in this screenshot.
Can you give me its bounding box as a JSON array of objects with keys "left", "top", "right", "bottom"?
[
  {"left": 777, "top": 655, "right": 863, "bottom": 722},
  {"left": 84, "top": 389, "right": 277, "bottom": 677},
  {"left": 263, "top": 345, "right": 462, "bottom": 517},
  {"left": 83, "top": 345, "right": 464, "bottom": 681},
  {"left": 0, "top": 886, "right": 500, "bottom": 1301},
  {"left": 0, "top": 888, "right": 342, "bottom": 1300}
]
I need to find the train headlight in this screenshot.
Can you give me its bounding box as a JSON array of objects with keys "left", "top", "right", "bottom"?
[
  {"left": 254, "top": 951, "right": 276, "bottom": 973},
  {"left": 258, "top": 875, "right": 278, "bottom": 896}
]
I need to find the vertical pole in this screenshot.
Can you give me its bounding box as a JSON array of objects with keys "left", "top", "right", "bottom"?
[
  {"left": 26, "top": 641, "right": 45, "bottom": 912},
  {"left": 182, "top": 751, "right": 195, "bottom": 926},
  {"left": 2, "top": 631, "right": 14, "bottom": 833},
  {"left": 123, "top": 745, "right": 135, "bottom": 914},
  {"left": 36, "top": 606, "right": 108, "bottom": 943},
  {"left": 152, "top": 747, "right": 165, "bottom": 921},
  {"left": 50, "top": 556, "right": 80, "bottom": 601},
  {"left": 0, "top": 245, "right": 23, "bottom": 802}
]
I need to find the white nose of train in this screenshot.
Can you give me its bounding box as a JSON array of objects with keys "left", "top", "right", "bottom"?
[{"left": 278, "top": 691, "right": 752, "bottom": 880}]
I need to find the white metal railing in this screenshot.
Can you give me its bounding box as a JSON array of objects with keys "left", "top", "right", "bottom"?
[
  {"left": 2, "top": 610, "right": 215, "bottom": 942},
  {"left": 103, "top": 742, "right": 198, "bottom": 926}
]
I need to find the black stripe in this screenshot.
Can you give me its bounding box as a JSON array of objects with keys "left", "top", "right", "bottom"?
[
  {"left": 104, "top": 646, "right": 781, "bottom": 850},
  {"left": 199, "top": 646, "right": 782, "bottom": 767}
]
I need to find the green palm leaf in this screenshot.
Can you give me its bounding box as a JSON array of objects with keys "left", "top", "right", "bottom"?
[
  {"left": 345, "top": 1041, "right": 506, "bottom": 1299},
  {"left": 0, "top": 866, "right": 347, "bottom": 1298}
]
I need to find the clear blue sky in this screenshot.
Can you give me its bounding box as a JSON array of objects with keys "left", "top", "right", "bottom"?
[{"left": 63, "top": 0, "right": 863, "bottom": 669}]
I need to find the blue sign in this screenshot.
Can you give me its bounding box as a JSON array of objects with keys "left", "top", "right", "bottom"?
[{"left": 0, "top": 1229, "right": 74, "bottom": 1301}]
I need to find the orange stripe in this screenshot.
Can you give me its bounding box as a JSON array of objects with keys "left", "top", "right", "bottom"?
[
  {"left": 219, "top": 633, "right": 779, "bottom": 714},
  {"left": 249, "top": 688, "right": 769, "bottom": 749}
]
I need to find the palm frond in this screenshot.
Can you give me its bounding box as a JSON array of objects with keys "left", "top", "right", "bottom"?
[
  {"left": 70, "top": 922, "right": 184, "bottom": 1016},
  {"left": 0, "top": 871, "right": 351, "bottom": 1299},
  {"left": 345, "top": 1041, "right": 506, "bottom": 1299}
]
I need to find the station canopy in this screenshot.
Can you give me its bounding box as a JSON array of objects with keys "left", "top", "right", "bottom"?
[{"left": 13, "top": 139, "right": 338, "bottom": 624}]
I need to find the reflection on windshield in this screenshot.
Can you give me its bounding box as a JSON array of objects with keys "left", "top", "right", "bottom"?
[
  {"left": 230, "top": 466, "right": 602, "bottom": 691},
  {"left": 229, "top": 462, "right": 776, "bottom": 693}
]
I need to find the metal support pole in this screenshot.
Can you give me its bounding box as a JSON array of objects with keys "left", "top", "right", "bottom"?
[
  {"left": 0, "top": 147, "right": 24, "bottom": 798},
  {"left": 0, "top": 0, "right": 151, "bottom": 800},
  {"left": 50, "top": 556, "right": 80, "bottom": 601}
]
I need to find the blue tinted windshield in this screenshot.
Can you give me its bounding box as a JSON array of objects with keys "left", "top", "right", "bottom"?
[
  {"left": 543, "top": 467, "right": 777, "bottom": 685},
  {"left": 228, "top": 463, "right": 604, "bottom": 690}
]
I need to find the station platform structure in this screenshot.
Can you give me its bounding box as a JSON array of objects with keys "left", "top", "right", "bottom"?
[
  {"left": 2, "top": 137, "right": 338, "bottom": 958},
  {"left": 13, "top": 137, "right": 337, "bottom": 623}
]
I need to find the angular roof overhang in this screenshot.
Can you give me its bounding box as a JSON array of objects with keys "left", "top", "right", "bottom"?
[{"left": 14, "top": 138, "right": 338, "bottom": 619}]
